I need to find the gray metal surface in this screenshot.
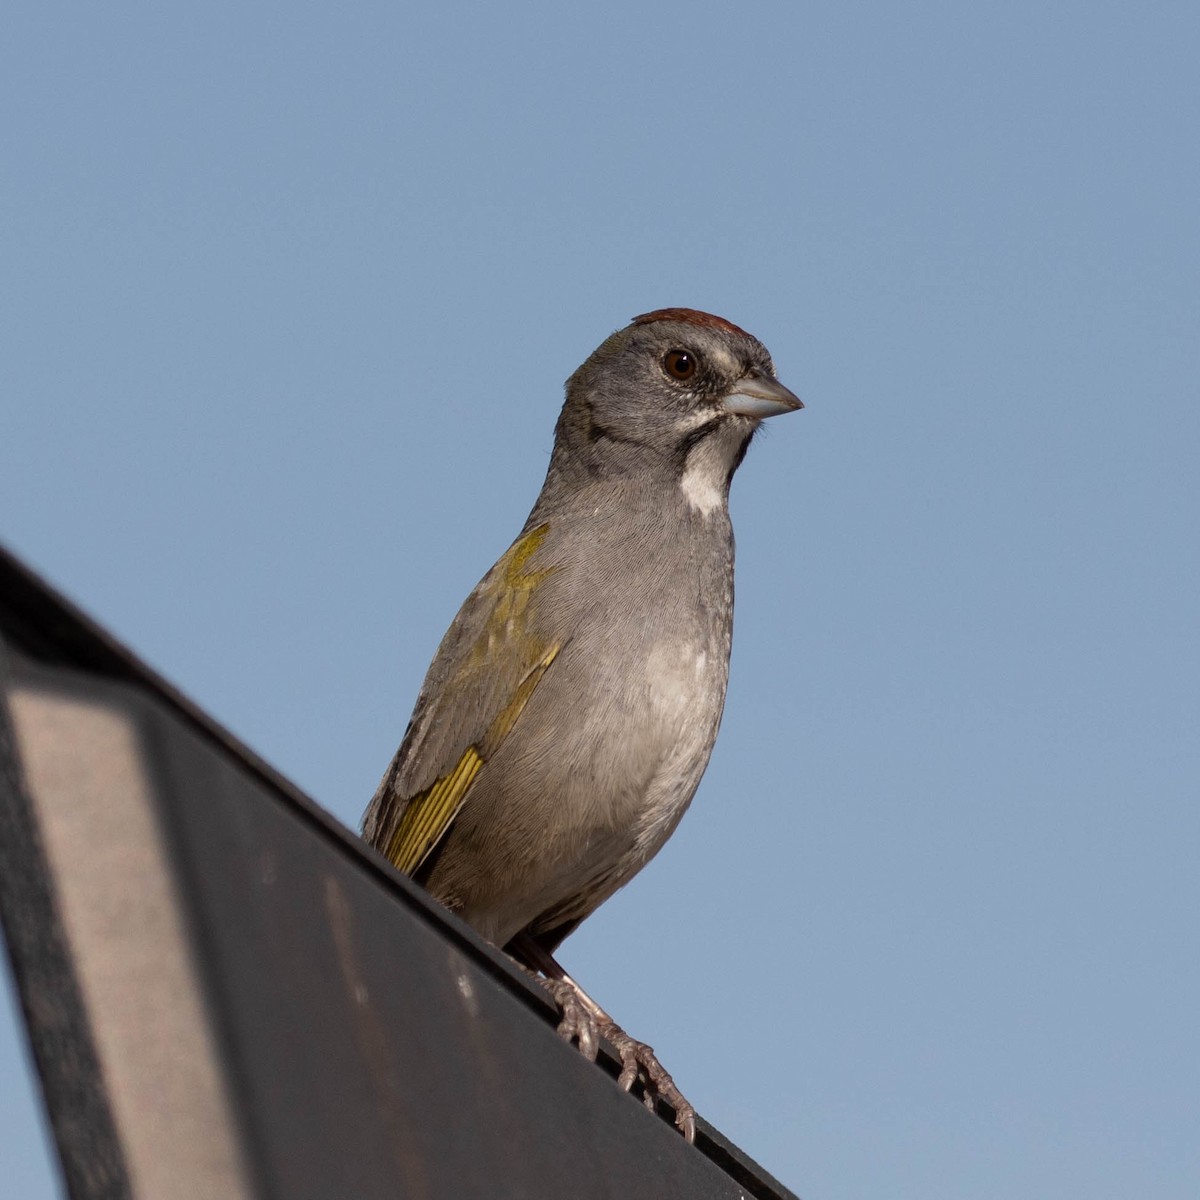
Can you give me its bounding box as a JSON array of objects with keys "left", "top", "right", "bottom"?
[{"left": 0, "top": 544, "right": 799, "bottom": 1200}]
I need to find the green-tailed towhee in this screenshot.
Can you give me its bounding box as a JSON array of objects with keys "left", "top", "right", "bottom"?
[{"left": 363, "top": 308, "right": 801, "bottom": 1140}]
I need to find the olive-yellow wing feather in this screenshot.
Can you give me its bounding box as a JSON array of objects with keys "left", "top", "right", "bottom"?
[
  {"left": 381, "top": 643, "right": 559, "bottom": 873},
  {"left": 364, "top": 524, "right": 562, "bottom": 876}
]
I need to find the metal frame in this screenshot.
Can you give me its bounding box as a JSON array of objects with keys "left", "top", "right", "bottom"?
[{"left": 0, "top": 544, "right": 799, "bottom": 1200}]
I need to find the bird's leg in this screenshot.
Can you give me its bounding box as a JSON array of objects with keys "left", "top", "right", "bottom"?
[{"left": 509, "top": 933, "right": 698, "bottom": 1143}]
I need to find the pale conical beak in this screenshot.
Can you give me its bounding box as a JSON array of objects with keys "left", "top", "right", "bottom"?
[{"left": 722, "top": 372, "right": 804, "bottom": 418}]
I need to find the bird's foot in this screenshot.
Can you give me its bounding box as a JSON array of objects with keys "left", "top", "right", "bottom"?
[
  {"left": 532, "top": 971, "right": 696, "bottom": 1143},
  {"left": 591, "top": 1012, "right": 697, "bottom": 1144}
]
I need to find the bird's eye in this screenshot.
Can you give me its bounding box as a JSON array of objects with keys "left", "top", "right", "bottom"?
[{"left": 663, "top": 349, "right": 697, "bottom": 381}]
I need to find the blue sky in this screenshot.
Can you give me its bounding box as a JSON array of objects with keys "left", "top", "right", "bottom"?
[{"left": 3, "top": 3, "right": 1198, "bottom": 1196}]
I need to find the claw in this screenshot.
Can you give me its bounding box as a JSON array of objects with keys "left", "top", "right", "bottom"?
[{"left": 617, "top": 1056, "right": 639, "bottom": 1093}]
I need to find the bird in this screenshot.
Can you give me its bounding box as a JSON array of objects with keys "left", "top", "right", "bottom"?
[{"left": 363, "top": 308, "right": 801, "bottom": 1140}]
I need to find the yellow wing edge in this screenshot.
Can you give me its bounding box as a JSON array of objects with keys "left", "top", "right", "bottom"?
[
  {"left": 386, "top": 746, "right": 483, "bottom": 874},
  {"left": 384, "top": 641, "right": 561, "bottom": 877}
]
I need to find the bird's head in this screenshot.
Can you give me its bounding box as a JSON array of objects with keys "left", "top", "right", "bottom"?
[{"left": 549, "top": 308, "right": 802, "bottom": 515}]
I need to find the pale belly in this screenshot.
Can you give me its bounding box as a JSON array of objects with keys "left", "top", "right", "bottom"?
[{"left": 468, "top": 631, "right": 730, "bottom": 944}]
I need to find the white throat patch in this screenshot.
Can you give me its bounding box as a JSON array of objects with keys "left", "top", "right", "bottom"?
[
  {"left": 680, "top": 461, "right": 724, "bottom": 515},
  {"left": 679, "top": 435, "right": 731, "bottom": 517}
]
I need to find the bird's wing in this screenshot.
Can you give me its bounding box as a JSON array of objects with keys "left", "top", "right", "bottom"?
[{"left": 363, "top": 523, "right": 563, "bottom": 876}]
